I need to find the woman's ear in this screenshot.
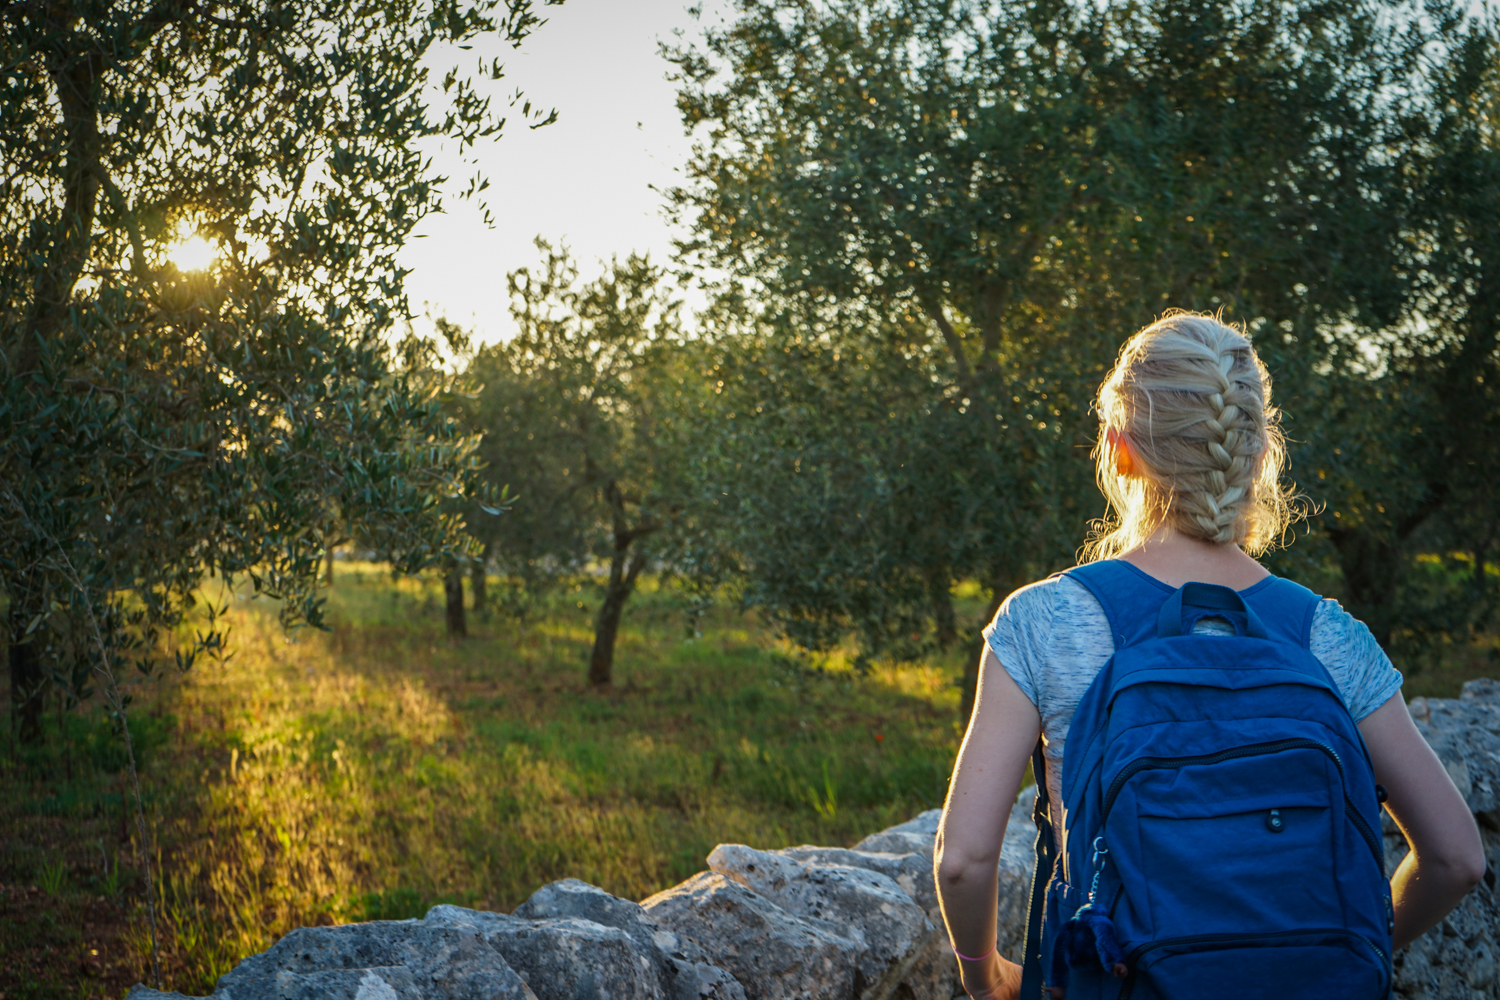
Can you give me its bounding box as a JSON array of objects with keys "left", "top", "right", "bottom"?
[{"left": 1107, "top": 427, "right": 1137, "bottom": 478}]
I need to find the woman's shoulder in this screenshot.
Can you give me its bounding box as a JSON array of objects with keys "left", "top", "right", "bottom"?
[
  {"left": 1306, "top": 595, "right": 1404, "bottom": 722},
  {"left": 987, "top": 573, "right": 1113, "bottom": 649},
  {"left": 985, "top": 572, "right": 1115, "bottom": 709},
  {"left": 994, "top": 572, "right": 1105, "bottom": 623},
  {"left": 1307, "top": 596, "right": 1385, "bottom": 662}
]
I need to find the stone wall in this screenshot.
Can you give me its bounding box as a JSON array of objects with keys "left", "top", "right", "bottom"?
[
  {"left": 1389, "top": 680, "right": 1500, "bottom": 999},
  {"left": 128, "top": 683, "right": 1500, "bottom": 1000}
]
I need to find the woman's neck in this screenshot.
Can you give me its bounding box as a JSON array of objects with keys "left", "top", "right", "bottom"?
[{"left": 1118, "top": 526, "right": 1270, "bottom": 591}]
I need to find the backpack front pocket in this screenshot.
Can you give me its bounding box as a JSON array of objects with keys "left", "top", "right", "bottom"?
[
  {"left": 1103, "top": 742, "right": 1355, "bottom": 938},
  {"left": 1118, "top": 929, "right": 1389, "bottom": 1000}
]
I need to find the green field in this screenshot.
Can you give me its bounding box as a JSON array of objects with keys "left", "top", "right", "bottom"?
[
  {"left": 3, "top": 564, "right": 1492, "bottom": 998},
  {"left": 0, "top": 567, "right": 972, "bottom": 997}
]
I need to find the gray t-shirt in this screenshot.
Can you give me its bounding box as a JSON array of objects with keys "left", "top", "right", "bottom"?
[{"left": 982, "top": 569, "right": 1403, "bottom": 825}]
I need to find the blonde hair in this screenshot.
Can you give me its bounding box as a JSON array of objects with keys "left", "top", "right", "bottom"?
[{"left": 1081, "top": 310, "right": 1297, "bottom": 562}]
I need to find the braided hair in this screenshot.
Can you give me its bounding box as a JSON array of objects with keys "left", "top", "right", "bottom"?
[{"left": 1082, "top": 311, "right": 1296, "bottom": 561}]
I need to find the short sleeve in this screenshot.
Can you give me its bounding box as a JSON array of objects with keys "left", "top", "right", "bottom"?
[
  {"left": 981, "top": 580, "right": 1058, "bottom": 710},
  {"left": 1308, "top": 599, "right": 1403, "bottom": 722}
]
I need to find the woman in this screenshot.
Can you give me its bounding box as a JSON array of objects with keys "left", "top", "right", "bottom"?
[{"left": 934, "top": 311, "right": 1486, "bottom": 999}]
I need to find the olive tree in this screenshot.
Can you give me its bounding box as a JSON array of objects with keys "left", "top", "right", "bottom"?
[
  {"left": 1301, "top": 15, "right": 1500, "bottom": 656},
  {"left": 464, "top": 244, "right": 686, "bottom": 685},
  {"left": 675, "top": 297, "right": 1074, "bottom": 686},
  {"left": 1, "top": 1, "right": 549, "bottom": 976},
  {"left": 666, "top": 0, "right": 1469, "bottom": 698}
]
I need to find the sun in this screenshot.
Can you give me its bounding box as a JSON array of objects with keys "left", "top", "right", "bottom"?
[{"left": 171, "top": 234, "right": 217, "bottom": 272}]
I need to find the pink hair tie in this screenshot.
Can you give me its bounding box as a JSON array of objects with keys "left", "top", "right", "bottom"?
[{"left": 953, "top": 941, "right": 997, "bottom": 963}]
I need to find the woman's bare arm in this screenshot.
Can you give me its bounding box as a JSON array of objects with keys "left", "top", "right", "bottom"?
[
  {"left": 936, "top": 646, "right": 1042, "bottom": 1000},
  {"left": 1358, "top": 693, "right": 1486, "bottom": 949}
]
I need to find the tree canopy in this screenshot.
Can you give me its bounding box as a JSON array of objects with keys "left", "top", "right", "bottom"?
[
  {"left": 662, "top": 0, "right": 1500, "bottom": 693},
  {"left": 2, "top": 0, "right": 553, "bottom": 741},
  {"left": 463, "top": 244, "right": 687, "bottom": 684}
]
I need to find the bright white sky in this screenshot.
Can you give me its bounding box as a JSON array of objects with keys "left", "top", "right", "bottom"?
[{"left": 401, "top": 0, "right": 731, "bottom": 345}]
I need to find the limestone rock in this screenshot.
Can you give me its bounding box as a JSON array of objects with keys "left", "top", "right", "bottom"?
[
  {"left": 642, "top": 870, "right": 864, "bottom": 1000},
  {"left": 276, "top": 966, "right": 421, "bottom": 1000},
  {"left": 513, "top": 878, "right": 746, "bottom": 1000},
  {"left": 773, "top": 846, "right": 948, "bottom": 1000},
  {"left": 777, "top": 848, "right": 938, "bottom": 919},
  {"left": 1406, "top": 683, "right": 1500, "bottom": 825},
  {"left": 850, "top": 809, "right": 940, "bottom": 857},
  {"left": 427, "top": 905, "right": 665, "bottom": 1000},
  {"left": 873, "top": 809, "right": 943, "bottom": 839},
  {"left": 1388, "top": 683, "right": 1500, "bottom": 1000},
  {"left": 125, "top": 990, "right": 198, "bottom": 1000},
  {"left": 799, "top": 785, "right": 1038, "bottom": 1000},
  {"left": 706, "top": 844, "right": 934, "bottom": 1000},
  {"left": 211, "top": 919, "right": 536, "bottom": 1000},
  {"left": 1462, "top": 678, "right": 1500, "bottom": 706}
]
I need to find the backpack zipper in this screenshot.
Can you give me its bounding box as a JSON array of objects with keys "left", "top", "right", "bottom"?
[
  {"left": 1114, "top": 928, "right": 1389, "bottom": 1000},
  {"left": 1099, "top": 738, "right": 1385, "bottom": 873}
]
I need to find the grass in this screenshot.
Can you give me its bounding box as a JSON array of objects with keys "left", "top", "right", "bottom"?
[
  {"left": 0, "top": 566, "right": 974, "bottom": 997},
  {"left": 4, "top": 561, "right": 1491, "bottom": 998}
]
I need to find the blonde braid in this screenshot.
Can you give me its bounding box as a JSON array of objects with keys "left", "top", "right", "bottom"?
[
  {"left": 1174, "top": 331, "right": 1260, "bottom": 544},
  {"left": 1082, "top": 311, "right": 1300, "bottom": 561}
]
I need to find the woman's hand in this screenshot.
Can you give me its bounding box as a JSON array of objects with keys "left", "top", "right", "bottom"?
[{"left": 959, "top": 952, "right": 1023, "bottom": 1000}]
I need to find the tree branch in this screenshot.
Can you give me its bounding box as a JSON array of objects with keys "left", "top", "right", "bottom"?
[
  {"left": 921, "top": 298, "right": 972, "bottom": 378},
  {"left": 90, "top": 163, "right": 149, "bottom": 280}
]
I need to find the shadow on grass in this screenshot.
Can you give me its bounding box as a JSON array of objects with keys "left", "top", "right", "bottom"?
[{"left": 2, "top": 566, "right": 966, "bottom": 996}]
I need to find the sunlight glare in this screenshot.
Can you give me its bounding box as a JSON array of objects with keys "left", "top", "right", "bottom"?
[{"left": 172, "top": 235, "right": 217, "bottom": 272}]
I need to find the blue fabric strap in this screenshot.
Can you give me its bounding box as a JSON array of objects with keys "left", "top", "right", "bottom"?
[
  {"left": 1062, "top": 560, "right": 1320, "bottom": 650},
  {"left": 1157, "top": 582, "right": 1269, "bottom": 639},
  {"left": 1060, "top": 560, "right": 1168, "bottom": 649},
  {"left": 1018, "top": 739, "right": 1055, "bottom": 1000}
]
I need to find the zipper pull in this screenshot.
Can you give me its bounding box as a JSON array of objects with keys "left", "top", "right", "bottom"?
[{"left": 1087, "top": 836, "right": 1109, "bottom": 903}]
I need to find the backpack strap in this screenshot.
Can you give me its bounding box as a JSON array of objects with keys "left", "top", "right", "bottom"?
[
  {"left": 1242, "top": 576, "right": 1321, "bottom": 649},
  {"left": 1157, "top": 582, "right": 1270, "bottom": 639},
  {"left": 1060, "top": 560, "right": 1174, "bottom": 649},
  {"left": 1066, "top": 560, "right": 1322, "bottom": 649},
  {"left": 1018, "top": 739, "right": 1056, "bottom": 1000}
]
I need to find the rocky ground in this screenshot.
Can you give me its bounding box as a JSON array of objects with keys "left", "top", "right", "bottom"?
[
  {"left": 1388, "top": 680, "right": 1500, "bottom": 999},
  {"left": 127, "top": 682, "right": 1500, "bottom": 1000}
]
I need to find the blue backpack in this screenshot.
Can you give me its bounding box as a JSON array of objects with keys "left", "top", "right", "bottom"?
[{"left": 1016, "top": 560, "right": 1392, "bottom": 1000}]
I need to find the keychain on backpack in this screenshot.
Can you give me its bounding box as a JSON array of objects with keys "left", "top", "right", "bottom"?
[{"left": 1056, "top": 837, "right": 1128, "bottom": 980}]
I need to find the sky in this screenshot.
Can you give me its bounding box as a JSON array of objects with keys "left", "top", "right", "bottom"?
[{"left": 399, "top": 0, "right": 730, "bottom": 345}]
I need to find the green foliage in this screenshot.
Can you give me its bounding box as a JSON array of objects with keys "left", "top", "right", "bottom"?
[
  {"left": 0, "top": 567, "right": 966, "bottom": 994},
  {"left": 461, "top": 243, "right": 691, "bottom": 681},
  {"left": 675, "top": 297, "right": 1079, "bottom": 664},
  {"left": 668, "top": 0, "right": 1415, "bottom": 353},
  {"left": 0, "top": 0, "right": 552, "bottom": 734},
  {"left": 36, "top": 859, "right": 67, "bottom": 897},
  {"left": 667, "top": 0, "right": 1500, "bottom": 676}
]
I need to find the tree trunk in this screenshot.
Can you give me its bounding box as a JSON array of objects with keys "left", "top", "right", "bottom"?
[
  {"left": 1326, "top": 475, "right": 1447, "bottom": 650},
  {"left": 588, "top": 481, "right": 660, "bottom": 686},
  {"left": 323, "top": 546, "right": 335, "bottom": 587},
  {"left": 589, "top": 549, "right": 648, "bottom": 687},
  {"left": 9, "top": 632, "right": 44, "bottom": 746},
  {"left": 444, "top": 562, "right": 466, "bottom": 638},
  {"left": 928, "top": 567, "right": 958, "bottom": 650},
  {"left": 1326, "top": 528, "right": 1401, "bottom": 649},
  {"left": 471, "top": 543, "right": 490, "bottom": 617},
  {"left": 960, "top": 588, "right": 1011, "bottom": 728}
]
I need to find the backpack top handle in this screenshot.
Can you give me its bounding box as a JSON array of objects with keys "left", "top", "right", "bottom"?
[{"left": 1156, "top": 581, "right": 1270, "bottom": 640}]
